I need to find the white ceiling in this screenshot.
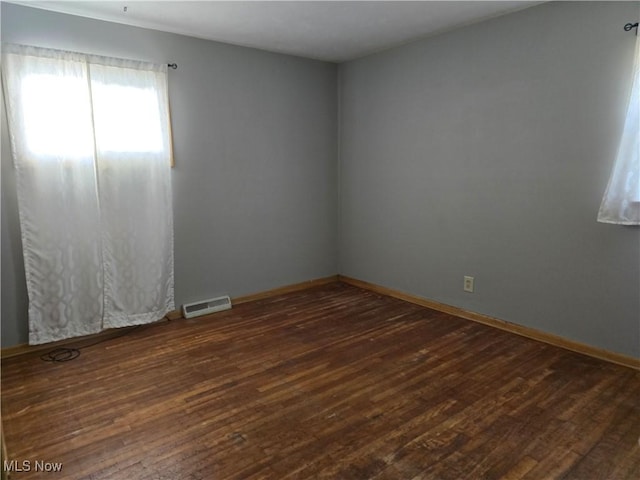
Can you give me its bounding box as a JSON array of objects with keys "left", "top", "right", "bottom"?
[{"left": 8, "top": 1, "right": 542, "bottom": 62}]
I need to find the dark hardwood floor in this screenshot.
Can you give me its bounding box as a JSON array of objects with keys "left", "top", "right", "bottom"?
[{"left": 2, "top": 282, "right": 639, "bottom": 479}]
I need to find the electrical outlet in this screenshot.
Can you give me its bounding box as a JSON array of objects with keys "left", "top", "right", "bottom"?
[{"left": 464, "top": 276, "right": 474, "bottom": 293}]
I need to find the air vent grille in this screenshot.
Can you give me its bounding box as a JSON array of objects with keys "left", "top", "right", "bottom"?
[{"left": 182, "top": 295, "right": 232, "bottom": 319}]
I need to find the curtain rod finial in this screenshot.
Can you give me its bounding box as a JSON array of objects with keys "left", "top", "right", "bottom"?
[{"left": 168, "top": 63, "right": 177, "bottom": 70}]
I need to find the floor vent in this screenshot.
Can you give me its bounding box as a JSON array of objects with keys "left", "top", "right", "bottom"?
[{"left": 182, "top": 296, "right": 232, "bottom": 319}]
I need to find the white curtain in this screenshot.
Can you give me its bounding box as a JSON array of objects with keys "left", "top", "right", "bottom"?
[
  {"left": 597, "top": 35, "right": 640, "bottom": 225},
  {"left": 2, "top": 44, "right": 174, "bottom": 344}
]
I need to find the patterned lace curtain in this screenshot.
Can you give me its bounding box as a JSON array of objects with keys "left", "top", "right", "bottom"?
[
  {"left": 597, "top": 35, "right": 640, "bottom": 225},
  {"left": 2, "top": 44, "right": 174, "bottom": 344}
]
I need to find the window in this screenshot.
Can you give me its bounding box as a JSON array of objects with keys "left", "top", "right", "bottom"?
[
  {"left": 597, "top": 36, "right": 640, "bottom": 225},
  {"left": 2, "top": 44, "right": 175, "bottom": 345},
  {"left": 92, "top": 81, "right": 165, "bottom": 154},
  {"left": 21, "top": 74, "right": 94, "bottom": 158}
]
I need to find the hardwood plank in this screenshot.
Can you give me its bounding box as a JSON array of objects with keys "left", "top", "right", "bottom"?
[
  {"left": 339, "top": 275, "right": 640, "bottom": 370},
  {"left": 0, "top": 276, "right": 339, "bottom": 359},
  {"left": 2, "top": 282, "right": 639, "bottom": 479}
]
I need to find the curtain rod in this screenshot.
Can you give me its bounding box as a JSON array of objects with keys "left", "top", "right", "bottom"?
[{"left": 168, "top": 63, "right": 177, "bottom": 70}]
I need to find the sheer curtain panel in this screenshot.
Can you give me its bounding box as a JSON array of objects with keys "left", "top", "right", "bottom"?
[
  {"left": 597, "top": 35, "right": 640, "bottom": 225},
  {"left": 2, "top": 44, "right": 174, "bottom": 344}
]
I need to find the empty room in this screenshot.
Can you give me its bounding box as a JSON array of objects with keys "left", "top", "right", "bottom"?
[{"left": 1, "top": 1, "right": 639, "bottom": 479}]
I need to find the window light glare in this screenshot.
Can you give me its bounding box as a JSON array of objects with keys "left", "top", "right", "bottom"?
[
  {"left": 21, "top": 74, "right": 94, "bottom": 158},
  {"left": 20, "top": 75, "right": 164, "bottom": 158},
  {"left": 92, "top": 83, "right": 164, "bottom": 153}
]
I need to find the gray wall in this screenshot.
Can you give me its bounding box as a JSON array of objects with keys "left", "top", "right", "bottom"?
[
  {"left": 1, "top": 3, "right": 338, "bottom": 347},
  {"left": 339, "top": 1, "right": 640, "bottom": 358}
]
